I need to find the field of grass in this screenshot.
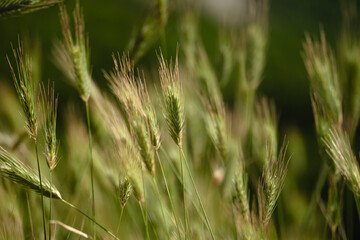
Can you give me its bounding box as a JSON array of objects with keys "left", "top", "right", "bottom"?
[{"left": 1, "top": 0, "right": 360, "bottom": 239}]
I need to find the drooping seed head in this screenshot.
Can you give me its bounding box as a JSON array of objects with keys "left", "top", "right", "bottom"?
[
  {"left": 0, "top": 146, "right": 61, "bottom": 199},
  {"left": 0, "top": 0, "right": 62, "bottom": 17},
  {"left": 158, "top": 53, "right": 184, "bottom": 148},
  {"left": 7, "top": 41, "right": 38, "bottom": 141},
  {"left": 323, "top": 127, "right": 360, "bottom": 196},
  {"left": 118, "top": 177, "right": 132, "bottom": 208}
]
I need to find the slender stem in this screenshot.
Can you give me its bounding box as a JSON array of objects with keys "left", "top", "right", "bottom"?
[
  {"left": 231, "top": 201, "right": 238, "bottom": 240},
  {"left": 152, "top": 177, "right": 170, "bottom": 239},
  {"left": 34, "top": 140, "right": 47, "bottom": 240},
  {"left": 116, "top": 208, "right": 124, "bottom": 236},
  {"left": 85, "top": 101, "right": 95, "bottom": 239},
  {"left": 160, "top": 147, "right": 209, "bottom": 228},
  {"left": 179, "top": 146, "right": 187, "bottom": 239},
  {"left": 354, "top": 195, "right": 360, "bottom": 222},
  {"left": 180, "top": 149, "right": 215, "bottom": 240},
  {"left": 155, "top": 150, "right": 182, "bottom": 238},
  {"left": 301, "top": 163, "right": 327, "bottom": 234},
  {"left": 26, "top": 192, "right": 35, "bottom": 240},
  {"left": 49, "top": 172, "right": 52, "bottom": 240},
  {"left": 60, "top": 198, "right": 120, "bottom": 240},
  {"left": 141, "top": 172, "right": 150, "bottom": 240},
  {"left": 139, "top": 201, "right": 150, "bottom": 240}
]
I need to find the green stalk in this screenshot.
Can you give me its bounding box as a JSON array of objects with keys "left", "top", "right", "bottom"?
[
  {"left": 152, "top": 177, "right": 170, "bottom": 239},
  {"left": 354, "top": 195, "right": 360, "bottom": 222},
  {"left": 60, "top": 199, "right": 120, "bottom": 240},
  {"left": 141, "top": 172, "right": 150, "bottom": 240},
  {"left": 160, "top": 147, "right": 209, "bottom": 228},
  {"left": 34, "top": 141, "right": 47, "bottom": 240},
  {"left": 181, "top": 149, "right": 215, "bottom": 240},
  {"left": 179, "top": 146, "right": 187, "bottom": 239},
  {"left": 155, "top": 150, "right": 181, "bottom": 238},
  {"left": 116, "top": 208, "right": 124, "bottom": 236},
  {"left": 139, "top": 201, "right": 150, "bottom": 240},
  {"left": 85, "top": 101, "right": 95, "bottom": 239},
  {"left": 49, "top": 172, "right": 52, "bottom": 240}
]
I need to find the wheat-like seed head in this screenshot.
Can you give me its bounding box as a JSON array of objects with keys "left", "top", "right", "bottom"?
[
  {"left": 118, "top": 177, "right": 132, "bottom": 208},
  {"left": 131, "top": 117, "right": 155, "bottom": 176},
  {"left": 0, "top": 146, "right": 61, "bottom": 199},
  {"left": 238, "top": 0, "right": 268, "bottom": 90},
  {"left": 92, "top": 85, "right": 144, "bottom": 201},
  {"left": 40, "top": 82, "right": 59, "bottom": 172},
  {"left": 59, "top": 1, "right": 91, "bottom": 102},
  {"left": 107, "top": 53, "right": 145, "bottom": 117},
  {"left": 303, "top": 31, "right": 342, "bottom": 125},
  {"left": 7, "top": 41, "right": 38, "bottom": 141},
  {"left": 158, "top": 53, "right": 184, "bottom": 148},
  {"left": 233, "top": 166, "right": 250, "bottom": 222},
  {"left": 146, "top": 104, "right": 161, "bottom": 150},
  {"left": 260, "top": 142, "right": 289, "bottom": 227},
  {"left": 205, "top": 101, "right": 228, "bottom": 162},
  {"left": 0, "top": 0, "right": 62, "bottom": 17},
  {"left": 106, "top": 54, "right": 157, "bottom": 175},
  {"left": 129, "top": 0, "right": 168, "bottom": 63},
  {"left": 252, "top": 98, "right": 278, "bottom": 166},
  {"left": 323, "top": 127, "right": 360, "bottom": 196}
]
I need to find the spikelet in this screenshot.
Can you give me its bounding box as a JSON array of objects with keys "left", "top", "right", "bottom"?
[
  {"left": 131, "top": 117, "right": 155, "bottom": 176},
  {"left": 239, "top": 0, "right": 268, "bottom": 90},
  {"left": 107, "top": 54, "right": 144, "bottom": 116},
  {"left": 323, "top": 127, "right": 360, "bottom": 196},
  {"left": 233, "top": 165, "right": 250, "bottom": 222},
  {"left": 158, "top": 53, "right": 184, "bottom": 148},
  {"left": 58, "top": 1, "right": 91, "bottom": 102},
  {"left": 0, "top": 0, "right": 62, "bottom": 17},
  {"left": 40, "top": 82, "right": 59, "bottom": 172},
  {"left": 7, "top": 41, "right": 38, "bottom": 140},
  {"left": 92, "top": 84, "right": 144, "bottom": 202},
  {"left": 259, "top": 142, "right": 289, "bottom": 227},
  {"left": 303, "top": 31, "right": 342, "bottom": 125},
  {"left": 118, "top": 177, "right": 132, "bottom": 208},
  {"left": 205, "top": 101, "right": 228, "bottom": 162},
  {"left": 129, "top": 0, "right": 168, "bottom": 62},
  {"left": 106, "top": 54, "right": 157, "bottom": 175},
  {"left": 252, "top": 98, "right": 278, "bottom": 166},
  {"left": 0, "top": 146, "right": 61, "bottom": 199},
  {"left": 146, "top": 104, "right": 161, "bottom": 150}
]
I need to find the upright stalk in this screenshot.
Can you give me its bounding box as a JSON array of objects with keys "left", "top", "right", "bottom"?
[
  {"left": 139, "top": 201, "right": 150, "bottom": 240},
  {"left": 85, "top": 101, "right": 95, "bottom": 239},
  {"left": 155, "top": 150, "right": 181, "bottom": 238},
  {"left": 152, "top": 177, "right": 170, "bottom": 239},
  {"left": 116, "top": 208, "right": 124, "bottom": 236},
  {"left": 179, "top": 146, "right": 187, "bottom": 239},
  {"left": 34, "top": 141, "right": 47, "bottom": 240},
  {"left": 60, "top": 199, "right": 120, "bottom": 240},
  {"left": 181, "top": 150, "right": 215, "bottom": 240},
  {"left": 49, "top": 172, "right": 52, "bottom": 240},
  {"left": 141, "top": 172, "right": 150, "bottom": 240}
]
